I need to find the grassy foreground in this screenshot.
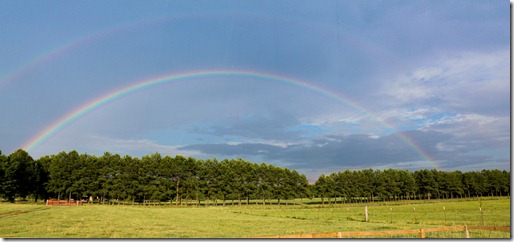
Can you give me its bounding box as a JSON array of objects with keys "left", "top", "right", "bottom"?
[{"left": 0, "top": 197, "right": 510, "bottom": 238}]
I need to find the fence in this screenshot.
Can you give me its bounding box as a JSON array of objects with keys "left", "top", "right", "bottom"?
[
  {"left": 46, "top": 199, "right": 83, "bottom": 206},
  {"left": 258, "top": 226, "right": 510, "bottom": 238}
]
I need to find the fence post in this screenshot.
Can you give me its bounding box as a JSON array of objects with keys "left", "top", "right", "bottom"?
[
  {"left": 419, "top": 229, "right": 425, "bottom": 238},
  {"left": 337, "top": 232, "right": 342, "bottom": 238},
  {"left": 464, "top": 226, "right": 470, "bottom": 238},
  {"left": 365, "top": 206, "right": 369, "bottom": 222}
]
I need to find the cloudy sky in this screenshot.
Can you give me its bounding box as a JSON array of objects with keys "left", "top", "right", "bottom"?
[{"left": 0, "top": 0, "right": 509, "bottom": 181}]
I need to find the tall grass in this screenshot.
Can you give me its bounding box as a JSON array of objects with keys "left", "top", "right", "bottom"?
[{"left": 0, "top": 197, "right": 509, "bottom": 238}]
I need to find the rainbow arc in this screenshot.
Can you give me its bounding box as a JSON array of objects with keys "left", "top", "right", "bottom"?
[{"left": 22, "top": 69, "right": 438, "bottom": 169}]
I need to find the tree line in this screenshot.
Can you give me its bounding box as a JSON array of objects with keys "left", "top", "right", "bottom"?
[
  {"left": 0, "top": 149, "right": 510, "bottom": 205},
  {"left": 315, "top": 168, "right": 510, "bottom": 205}
]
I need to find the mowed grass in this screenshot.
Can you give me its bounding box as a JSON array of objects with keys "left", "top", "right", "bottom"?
[{"left": 0, "top": 197, "right": 509, "bottom": 238}]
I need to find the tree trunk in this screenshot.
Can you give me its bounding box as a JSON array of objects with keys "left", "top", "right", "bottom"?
[{"left": 175, "top": 178, "right": 180, "bottom": 207}]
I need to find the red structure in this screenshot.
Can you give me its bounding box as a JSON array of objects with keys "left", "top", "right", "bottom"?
[{"left": 46, "top": 199, "right": 83, "bottom": 206}]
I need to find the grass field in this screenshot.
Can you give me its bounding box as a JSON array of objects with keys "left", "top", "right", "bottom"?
[{"left": 0, "top": 197, "right": 510, "bottom": 238}]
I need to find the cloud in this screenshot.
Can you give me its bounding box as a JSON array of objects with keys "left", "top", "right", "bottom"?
[
  {"left": 423, "top": 113, "right": 509, "bottom": 152},
  {"left": 180, "top": 130, "right": 447, "bottom": 168},
  {"left": 180, "top": 125, "right": 510, "bottom": 173},
  {"left": 180, "top": 142, "right": 282, "bottom": 157},
  {"left": 190, "top": 111, "right": 307, "bottom": 141},
  {"left": 381, "top": 50, "right": 509, "bottom": 115},
  {"left": 31, "top": 134, "right": 202, "bottom": 159}
]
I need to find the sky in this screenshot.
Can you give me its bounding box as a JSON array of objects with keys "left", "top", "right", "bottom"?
[{"left": 0, "top": 0, "right": 510, "bottom": 182}]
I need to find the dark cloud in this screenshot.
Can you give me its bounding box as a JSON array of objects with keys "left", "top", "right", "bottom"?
[
  {"left": 181, "top": 128, "right": 509, "bottom": 172},
  {"left": 188, "top": 111, "right": 308, "bottom": 141},
  {"left": 181, "top": 130, "right": 480, "bottom": 169}
]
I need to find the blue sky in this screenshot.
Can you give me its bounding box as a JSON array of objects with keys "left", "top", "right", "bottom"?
[{"left": 0, "top": 0, "right": 510, "bottom": 181}]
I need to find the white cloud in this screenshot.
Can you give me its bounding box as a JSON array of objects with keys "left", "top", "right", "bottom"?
[
  {"left": 423, "top": 113, "right": 503, "bottom": 127},
  {"left": 382, "top": 49, "right": 509, "bottom": 112},
  {"left": 378, "top": 107, "right": 436, "bottom": 123},
  {"left": 426, "top": 113, "right": 509, "bottom": 153}
]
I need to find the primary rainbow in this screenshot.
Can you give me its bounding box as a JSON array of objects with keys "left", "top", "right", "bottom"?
[{"left": 22, "top": 69, "right": 438, "bottom": 168}]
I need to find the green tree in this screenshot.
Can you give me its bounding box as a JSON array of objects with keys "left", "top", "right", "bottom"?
[
  {"left": 414, "top": 169, "right": 438, "bottom": 200},
  {"left": 241, "top": 161, "right": 258, "bottom": 206},
  {"left": 331, "top": 172, "right": 346, "bottom": 204},
  {"left": 119, "top": 155, "right": 141, "bottom": 205},
  {"left": 0, "top": 151, "right": 7, "bottom": 200},
  {"left": 338, "top": 170, "right": 355, "bottom": 203},
  {"left": 202, "top": 158, "right": 222, "bottom": 206},
  {"left": 500, "top": 170, "right": 510, "bottom": 196},
  {"left": 315, "top": 174, "right": 332, "bottom": 205},
  {"left": 398, "top": 170, "right": 415, "bottom": 200},
  {"left": 288, "top": 169, "right": 308, "bottom": 205},
  {"left": 218, "top": 159, "right": 235, "bottom": 206},
  {"left": 482, "top": 169, "right": 504, "bottom": 197},
  {"left": 257, "top": 163, "right": 272, "bottom": 205},
  {"left": 1, "top": 149, "right": 37, "bottom": 203},
  {"left": 445, "top": 171, "right": 464, "bottom": 199},
  {"left": 463, "top": 171, "right": 486, "bottom": 197},
  {"left": 139, "top": 153, "right": 161, "bottom": 205},
  {"left": 34, "top": 155, "right": 53, "bottom": 203},
  {"left": 68, "top": 153, "right": 100, "bottom": 203}
]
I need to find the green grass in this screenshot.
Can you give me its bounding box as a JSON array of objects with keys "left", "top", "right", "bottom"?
[{"left": 0, "top": 197, "right": 510, "bottom": 238}]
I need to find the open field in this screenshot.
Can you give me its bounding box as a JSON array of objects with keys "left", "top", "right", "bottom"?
[{"left": 0, "top": 197, "right": 509, "bottom": 238}]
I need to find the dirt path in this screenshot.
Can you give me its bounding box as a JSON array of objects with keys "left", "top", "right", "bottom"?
[{"left": 0, "top": 207, "right": 50, "bottom": 219}]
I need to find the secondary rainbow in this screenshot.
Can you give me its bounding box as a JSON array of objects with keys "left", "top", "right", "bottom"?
[
  {"left": 0, "top": 12, "right": 396, "bottom": 92},
  {"left": 22, "top": 69, "right": 438, "bottom": 168}
]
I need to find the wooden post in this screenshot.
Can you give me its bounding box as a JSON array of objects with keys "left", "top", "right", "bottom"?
[
  {"left": 337, "top": 232, "right": 342, "bottom": 238},
  {"left": 464, "top": 226, "right": 470, "bottom": 238},
  {"left": 365, "top": 206, "right": 369, "bottom": 222},
  {"left": 419, "top": 229, "right": 425, "bottom": 238}
]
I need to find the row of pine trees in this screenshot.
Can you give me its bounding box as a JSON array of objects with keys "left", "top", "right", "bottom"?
[{"left": 0, "top": 149, "right": 510, "bottom": 205}]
